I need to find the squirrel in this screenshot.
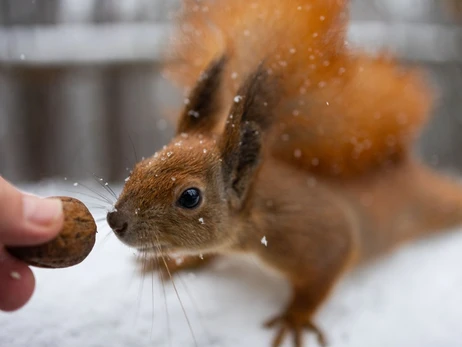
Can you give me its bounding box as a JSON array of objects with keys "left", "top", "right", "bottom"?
[{"left": 106, "top": 1, "right": 462, "bottom": 346}]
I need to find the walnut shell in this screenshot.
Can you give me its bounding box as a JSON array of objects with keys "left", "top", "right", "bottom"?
[{"left": 6, "top": 196, "right": 97, "bottom": 268}]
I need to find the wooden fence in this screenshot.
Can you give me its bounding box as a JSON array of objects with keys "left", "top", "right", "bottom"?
[{"left": 1, "top": 0, "right": 462, "bottom": 182}]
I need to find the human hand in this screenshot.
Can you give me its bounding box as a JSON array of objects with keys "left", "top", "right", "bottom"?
[{"left": 0, "top": 177, "right": 63, "bottom": 312}]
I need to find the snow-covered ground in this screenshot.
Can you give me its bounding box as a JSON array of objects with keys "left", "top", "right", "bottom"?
[{"left": 1, "top": 181, "right": 462, "bottom": 347}]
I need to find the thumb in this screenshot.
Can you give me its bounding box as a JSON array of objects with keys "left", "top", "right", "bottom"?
[{"left": 0, "top": 177, "right": 63, "bottom": 246}]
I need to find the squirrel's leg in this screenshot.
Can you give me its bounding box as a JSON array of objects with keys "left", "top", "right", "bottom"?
[
  {"left": 264, "top": 281, "right": 333, "bottom": 347},
  {"left": 255, "top": 213, "right": 357, "bottom": 347}
]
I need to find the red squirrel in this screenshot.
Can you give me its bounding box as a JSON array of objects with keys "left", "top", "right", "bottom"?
[{"left": 106, "top": 1, "right": 462, "bottom": 346}]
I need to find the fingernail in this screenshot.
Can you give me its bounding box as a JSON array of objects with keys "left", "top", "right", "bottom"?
[{"left": 22, "top": 196, "right": 63, "bottom": 226}]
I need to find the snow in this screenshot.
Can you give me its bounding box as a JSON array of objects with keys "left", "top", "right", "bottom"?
[
  {"left": 234, "top": 95, "right": 242, "bottom": 103},
  {"left": 9, "top": 271, "right": 21, "bottom": 280},
  {"left": 1, "top": 181, "right": 462, "bottom": 347}
]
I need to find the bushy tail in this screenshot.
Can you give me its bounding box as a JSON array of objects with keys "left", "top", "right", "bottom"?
[
  {"left": 165, "top": 0, "right": 434, "bottom": 177},
  {"left": 355, "top": 161, "right": 462, "bottom": 261},
  {"left": 409, "top": 165, "right": 462, "bottom": 236}
]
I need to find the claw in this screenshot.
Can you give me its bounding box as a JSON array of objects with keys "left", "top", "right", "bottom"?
[
  {"left": 264, "top": 312, "right": 327, "bottom": 347},
  {"left": 305, "top": 321, "right": 327, "bottom": 346},
  {"left": 273, "top": 326, "right": 289, "bottom": 347},
  {"left": 264, "top": 315, "right": 282, "bottom": 328},
  {"left": 293, "top": 325, "right": 303, "bottom": 347}
]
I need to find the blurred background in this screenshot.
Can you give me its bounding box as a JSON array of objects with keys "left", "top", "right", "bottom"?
[{"left": 0, "top": 0, "right": 462, "bottom": 183}]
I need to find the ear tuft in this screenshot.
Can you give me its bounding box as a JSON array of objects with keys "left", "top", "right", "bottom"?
[
  {"left": 219, "top": 62, "right": 282, "bottom": 208},
  {"left": 176, "top": 55, "right": 227, "bottom": 135},
  {"left": 235, "top": 63, "right": 280, "bottom": 131},
  {"left": 231, "top": 121, "right": 262, "bottom": 198}
]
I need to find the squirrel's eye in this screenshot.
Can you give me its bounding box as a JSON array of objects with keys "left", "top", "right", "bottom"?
[{"left": 178, "top": 188, "right": 202, "bottom": 209}]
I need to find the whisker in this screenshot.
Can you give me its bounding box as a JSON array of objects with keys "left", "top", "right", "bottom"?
[
  {"left": 73, "top": 165, "right": 119, "bottom": 201},
  {"left": 79, "top": 168, "right": 115, "bottom": 198},
  {"left": 150, "top": 256, "right": 156, "bottom": 341},
  {"left": 134, "top": 252, "right": 147, "bottom": 326},
  {"left": 127, "top": 131, "right": 139, "bottom": 164},
  {"left": 95, "top": 216, "right": 108, "bottom": 223},
  {"left": 73, "top": 182, "right": 114, "bottom": 206},
  {"left": 97, "top": 230, "right": 113, "bottom": 248},
  {"left": 177, "top": 273, "right": 213, "bottom": 345},
  {"left": 97, "top": 221, "right": 111, "bottom": 232},
  {"left": 87, "top": 205, "right": 111, "bottom": 211},
  {"left": 103, "top": 182, "right": 118, "bottom": 201},
  {"left": 89, "top": 172, "right": 119, "bottom": 200},
  {"left": 61, "top": 189, "right": 112, "bottom": 206},
  {"left": 126, "top": 252, "right": 143, "bottom": 295},
  {"left": 155, "top": 240, "right": 198, "bottom": 347},
  {"left": 155, "top": 253, "right": 172, "bottom": 347}
]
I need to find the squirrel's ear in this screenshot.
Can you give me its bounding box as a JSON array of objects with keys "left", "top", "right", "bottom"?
[
  {"left": 219, "top": 64, "right": 280, "bottom": 209},
  {"left": 176, "top": 55, "right": 227, "bottom": 135}
]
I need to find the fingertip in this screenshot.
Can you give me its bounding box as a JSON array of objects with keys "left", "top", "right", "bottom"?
[
  {"left": 22, "top": 195, "right": 64, "bottom": 241},
  {"left": 1, "top": 199, "right": 64, "bottom": 247},
  {"left": 0, "top": 251, "right": 36, "bottom": 312},
  {"left": 23, "top": 196, "right": 63, "bottom": 228},
  {"left": 0, "top": 179, "right": 64, "bottom": 246},
  {"left": 23, "top": 214, "right": 64, "bottom": 245}
]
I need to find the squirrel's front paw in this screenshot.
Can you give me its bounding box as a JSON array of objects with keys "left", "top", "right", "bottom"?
[{"left": 264, "top": 309, "right": 326, "bottom": 347}]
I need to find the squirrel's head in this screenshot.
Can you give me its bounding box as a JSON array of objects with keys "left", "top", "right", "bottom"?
[{"left": 107, "top": 56, "right": 279, "bottom": 255}]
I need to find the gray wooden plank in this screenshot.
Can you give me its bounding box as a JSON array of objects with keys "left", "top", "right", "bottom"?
[{"left": 0, "top": 21, "right": 461, "bottom": 65}]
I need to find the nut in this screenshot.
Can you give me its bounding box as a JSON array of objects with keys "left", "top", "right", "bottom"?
[{"left": 6, "top": 196, "right": 97, "bottom": 268}]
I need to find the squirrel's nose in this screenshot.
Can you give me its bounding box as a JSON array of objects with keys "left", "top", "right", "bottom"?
[{"left": 107, "top": 210, "right": 128, "bottom": 237}]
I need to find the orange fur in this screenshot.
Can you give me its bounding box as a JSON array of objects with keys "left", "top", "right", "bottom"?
[
  {"left": 165, "top": 0, "right": 433, "bottom": 176},
  {"left": 106, "top": 2, "right": 462, "bottom": 346}
]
